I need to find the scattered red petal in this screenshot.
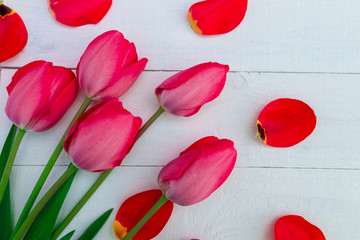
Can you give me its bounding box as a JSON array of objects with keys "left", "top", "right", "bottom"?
[
  {"left": 257, "top": 98, "right": 316, "bottom": 147},
  {"left": 188, "top": 0, "right": 247, "bottom": 35},
  {"left": 48, "top": 0, "right": 112, "bottom": 27},
  {"left": 275, "top": 215, "right": 326, "bottom": 240},
  {"left": 114, "top": 189, "right": 173, "bottom": 240},
  {"left": 0, "top": 4, "right": 28, "bottom": 63}
]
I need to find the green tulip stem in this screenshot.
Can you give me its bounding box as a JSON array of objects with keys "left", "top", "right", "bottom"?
[
  {"left": 0, "top": 128, "right": 26, "bottom": 202},
  {"left": 123, "top": 194, "right": 168, "bottom": 240},
  {"left": 11, "top": 164, "right": 78, "bottom": 240},
  {"left": 12, "top": 97, "right": 92, "bottom": 235},
  {"left": 51, "top": 106, "right": 165, "bottom": 240}
]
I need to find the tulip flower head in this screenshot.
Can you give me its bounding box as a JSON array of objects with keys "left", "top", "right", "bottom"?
[
  {"left": 0, "top": 3, "right": 28, "bottom": 62},
  {"left": 48, "top": 0, "right": 112, "bottom": 27},
  {"left": 158, "top": 136, "right": 237, "bottom": 206},
  {"left": 114, "top": 190, "right": 173, "bottom": 240},
  {"left": 257, "top": 98, "right": 316, "bottom": 147},
  {"left": 77, "top": 30, "right": 148, "bottom": 101},
  {"left": 5, "top": 61, "right": 78, "bottom": 131},
  {"left": 155, "top": 62, "right": 229, "bottom": 117},
  {"left": 275, "top": 215, "right": 326, "bottom": 240},
  {"left": 64, "top": 99, "right": 142, "bottom": 172},
  {"left": 188, "top": 0, "right": 248, "bottom": 35}
]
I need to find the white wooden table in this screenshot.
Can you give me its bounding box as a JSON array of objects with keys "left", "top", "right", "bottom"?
[{"left": 1, "top": 0, "right": 360, "bottom": 239}]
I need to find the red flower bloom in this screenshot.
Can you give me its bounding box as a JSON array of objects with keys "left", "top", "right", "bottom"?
[
  {"left": 48, "top": 0, "right": 112, "bottom": 27},
  {"left": 188, "top": 0, "right": 248, "bottom": 35},
  {"left": 257, "top": 98, "right": 316, "bottom": 147},
  {"left": 114, "top": 190, "right": 173, "bottom": 240},
  {"left": 0, "top": 3, "right": 28, "bottom": 62},
  {"left": 275, "top": 215, "right": 326, "bottom": 240}
]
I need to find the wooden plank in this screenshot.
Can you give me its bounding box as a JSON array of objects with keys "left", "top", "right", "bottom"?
[
  {"left": 1, "top": 69, "right": 360, "bottom": 169},
  {"left": 10, "top": 166, "right": 360, "bottom": 240},
  {"left": 2, "top": 0, "right": 360, "bottom": 73}
]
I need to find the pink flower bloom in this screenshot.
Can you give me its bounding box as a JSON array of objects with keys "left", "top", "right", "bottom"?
[
  {"left": 5, "top": 60, "right": 78, "bottom": 131},
  {"left": 155, "top": 62, "right": 229, "bottom": 117},
  {"left": 64, "top": 99, "right": 142, "bottom": 172},
  {"left": 48, "top": 0, "right": 112, "bottom": 27},
  {"left": 77, "top": 31, "right": 148, "bottom": 101},
  {"left": 158, "top": 136, "right": 237, "bottom": 206}
]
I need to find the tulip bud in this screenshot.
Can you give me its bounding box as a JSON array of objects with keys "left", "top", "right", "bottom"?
[
  {"left": 257, "top": 98, "right": 316, "bottom": 147},
  {"left": 155, "top": 62, "right": 229, "bottom": 117},
  {"left": 158, "top": 136, "right": 237, "bottom": 206},
  {"left": 188, "top": 0, "right": 247, "bottom": 35},
  {"left": 0, "top": 3, "right": 28, "bottom": 62},
  {"left": 275, "top": 215, "right": 326, "bottom": 240},
  {"left": 48, "top": 0, "right": 112, "bottom": 27},
  {"left": 5, "top": 60, "right": 78, "bottom": 131},
  {"left": 114, "top": 190, "right": 173, "bottom": 240},
  {"left": 77, "top": 31, "right": 148, "bottom": 101},
  {"left": 64, "top": 99, "right": 142, "bottom": 172}
]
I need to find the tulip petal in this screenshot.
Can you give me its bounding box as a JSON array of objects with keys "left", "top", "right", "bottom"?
[
  {"left": 5, "top": 61, "right": 53, "bottom": 129},
  {"left": 31, "top": 68, "right": 78, "bottom": 131},
  {"left": 188, "top": 0, "right": 248, "bottom": 35},
  {"left": 155, "top": 62, "right": 229, "bottom": 117},
  {"left": 95, "top": 58, "right": 148, "bottom": 100},
  {"left": 159, "top": 137, "right": 237, "bottom": 206},
  {"left": 114, "top": 190, "right": 173, "bottom": 240},
  {"left": 275, "top": 215, "right": 326, "bottom": 240},
  {"left": 48, "top": 0, "right": 112, "bottom": 27},
  {"left": 180, "top": 136, "right": 219, "bottom": 155},
  {"left": 257, "top": 98, "right": 317, "bottom": 147},
  {"left": 64, "top": 100, "right": 142, "bottom": 172},
  {"left": 0, "top": 4, "right": 28, "bottom": 62}
]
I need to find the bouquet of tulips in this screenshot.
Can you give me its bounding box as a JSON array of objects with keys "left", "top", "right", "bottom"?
[{"left": 0, "top": 1, "right": 326, "bottom": 239}]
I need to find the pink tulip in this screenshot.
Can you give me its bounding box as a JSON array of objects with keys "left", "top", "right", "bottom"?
[
  {"left": 155, "top": 62, "right": 229, "bottom": 117},
  {"left": 5, "top": 60, "right": 78, "bottom": 131},
  {"left": 158, "top": 136, "right": 237, "bottom": 206},
  {"left": 64, "top": 99, "right": 142, "bottom": 172},
  {"left": 77, "top": 31, "right": 148, "bottom": 101}
]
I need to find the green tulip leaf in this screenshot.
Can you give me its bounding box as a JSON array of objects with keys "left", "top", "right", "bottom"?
[
  {"left": 0, "top": 124, "right": 18, "bottom": 240},
  {"left": 78, "top": 208, "right": 113, "bottom": 240},
  {"left": 59, "top": 230, "right": 75, "bottom": 240},
  {"left": 23, "top": 171, "right": 77, "bottom": 240}
]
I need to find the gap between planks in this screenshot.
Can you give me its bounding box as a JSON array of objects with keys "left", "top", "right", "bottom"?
[
  {"left": 12, "top": 164, "right": 360, "bottom": 171},
  {"left": 1, "top": 66, "right": 360, "bottom": 75}
]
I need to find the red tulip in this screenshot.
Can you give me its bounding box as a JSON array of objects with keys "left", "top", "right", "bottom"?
[
  {"left": 158, "top": 136, "right": 237, "bottom": 206},
  {"left": 275, "top": 215, "right": 326, "bottom": 240},
  {"left": 5, "top": 61, "right": 78, "bottom": 131},
  {"left": 155, "top": 62, "right": 229, "bottom": 117},
  {"left": 77, "top": 31, "right": 148, "bottom": 101},
  {"left": 0, "top": 3, "right": 28, "bottom": 62},
  {"left": 257, "top": 98, "right": 316, "bottom": 147},
  {"left": 188, "top": 0, "right": 247, "bottom": 35},
  {"left": 48, "top": 0, "right": 112, "bottom": 27},
  {"left": 64, "top": 99, "right": 142, "bottom": 172},
  {"left": 114, "top": 190, "right": 173, "bottom": 240}
]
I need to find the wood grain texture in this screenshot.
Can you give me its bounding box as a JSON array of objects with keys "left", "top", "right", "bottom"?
[
  {"left": 1, "top": 0, "right": 360, "bottom": 73},
  {"left": 10, "top": 166, "right": 360, "bottom": 240},
  {"left": 1, "top": 69, "right": 359, "bottom": 169}
]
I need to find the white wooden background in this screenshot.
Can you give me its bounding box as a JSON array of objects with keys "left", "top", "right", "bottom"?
[{"left": 1, "top": 0, "right": 360, "bottom": 239}]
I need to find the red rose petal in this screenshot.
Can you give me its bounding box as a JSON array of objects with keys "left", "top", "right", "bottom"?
[
  {"left": 188, "top": 0, "right": 248, "bottom": 35},
  {"left": 275, "top": 215, "right": 326, "bottom": 240},
  {"left": 48, "top": 0, "right": 112, "bottom": 27},
  {"left": 114, "top": 189, "right": 173, "bottom": 240},
  {"left": 0, "top": 4, "right": 28, "bottom": 63},
  {"left": 257, "top": 98, "right": 316, "bottom": 147}
]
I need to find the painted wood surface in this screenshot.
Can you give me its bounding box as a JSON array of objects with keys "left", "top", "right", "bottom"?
[
  {"left": 1, "top": 0, "right": 360, "bottom": 73},
  {"left": 1, "top": 0, "right": 360, "bottom": 239}
]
